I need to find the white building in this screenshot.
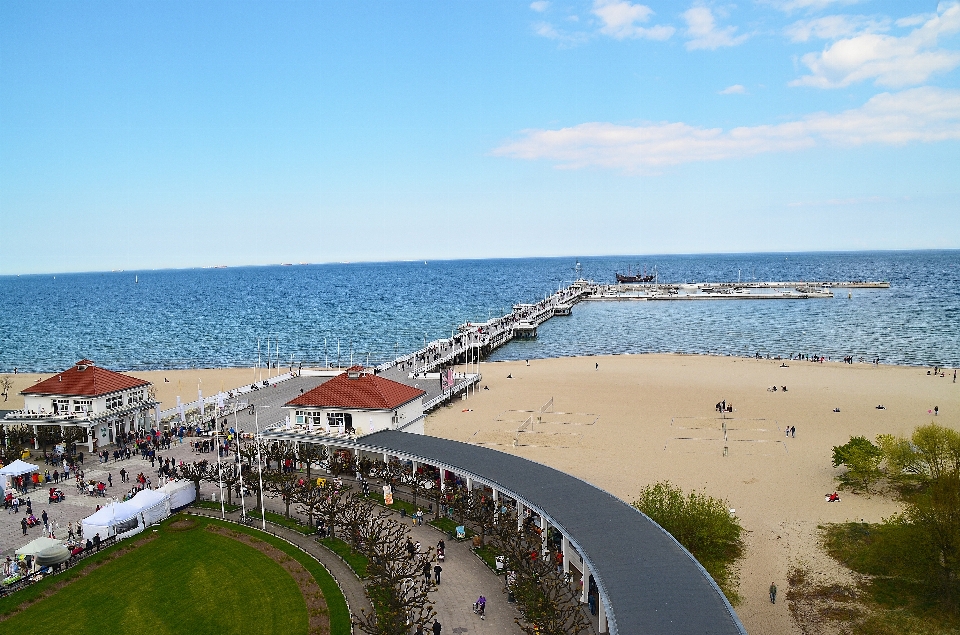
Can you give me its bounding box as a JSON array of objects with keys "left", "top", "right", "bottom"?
[
  {"left": 284, "top": 366, "right": 425, "bottom": 437},
  {"left": 4, "top": 359, "right": 159, "bottom": 452}
]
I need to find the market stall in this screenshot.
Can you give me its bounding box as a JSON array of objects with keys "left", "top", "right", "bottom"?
[{"left": 0, "top": 459, "right": 39, "bottom": 493}]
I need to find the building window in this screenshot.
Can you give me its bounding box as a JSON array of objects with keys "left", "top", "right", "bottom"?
[
  {"left": 106, "top": 394, "right": 123, "bottom": 410},
  {"left": 326, "top": 412, "right": 353, "bottom": 432},
  {"left": 74, "top": 400, "right": 92, "bottom": 414},
  {"left": 127, "top": 390, "right": 143, "bottom": 405},
  {"left": 53, "top": 399, "right": 70, "bottom": 414}
]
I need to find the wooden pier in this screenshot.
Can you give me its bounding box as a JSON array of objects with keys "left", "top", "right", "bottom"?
[{"left": 374, "top": 277, "right": 888, "bottom": 410}]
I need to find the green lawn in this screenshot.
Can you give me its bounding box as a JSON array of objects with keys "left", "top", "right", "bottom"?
[
  {"left": 428, "top": 516, "right": 474, "bottom": 540},
  {"left": 319, "top": 536, "right": 369, "bottom": 579},
  {"left": 244, "top": 507, "right": 317, "bottom": 535},
  {"left": 192, "top": 499, "right": 242, "bottom": 513},
  {"left": 1, "top": 515, "right": 352, "bottom": 635},
  {"left": 473, "top": 543, "right": 501, "bottom": 572}
]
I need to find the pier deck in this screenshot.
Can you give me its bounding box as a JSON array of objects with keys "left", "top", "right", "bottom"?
[{"left": 367, "top": 277, "right": 888, "bottom": 412}]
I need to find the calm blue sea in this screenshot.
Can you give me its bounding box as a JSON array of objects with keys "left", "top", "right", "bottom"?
[{"left": 1, "top": 251, "right": 957, "bottom": 372}]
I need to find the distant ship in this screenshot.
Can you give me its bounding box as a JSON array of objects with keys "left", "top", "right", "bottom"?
[{"left": 616, "top": 266, "right": 657, "bottom": 283}]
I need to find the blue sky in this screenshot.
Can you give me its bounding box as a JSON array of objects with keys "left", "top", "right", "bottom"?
[{"left": 1, "top": 1, "right": 958, "bottom": 274}]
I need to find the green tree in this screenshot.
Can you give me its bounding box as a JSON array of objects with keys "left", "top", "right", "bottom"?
[
  {"left": 632, "top": 481, "right": 744, "bottom": 601},
  {"left": 906, "top": 473, "right": 960, "bottom": 605},
  {"left": 833, "top": 436, "right": 884, "bottom": 492}
]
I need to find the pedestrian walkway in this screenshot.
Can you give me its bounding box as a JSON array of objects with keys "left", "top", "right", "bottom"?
[{"left": 402, "top": 515, "right": 522, "bottom": 634}]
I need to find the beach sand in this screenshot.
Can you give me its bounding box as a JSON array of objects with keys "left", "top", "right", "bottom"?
[{"left": 424, "top": 354, "right": 959, "bottom": 635}]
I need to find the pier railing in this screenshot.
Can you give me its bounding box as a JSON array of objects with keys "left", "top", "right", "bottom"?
[{"left": 370, "top": 276, "right": 888, "bottom": 389}]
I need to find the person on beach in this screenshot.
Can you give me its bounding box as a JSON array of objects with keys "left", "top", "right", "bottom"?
[{"left": 770, "top": 582, "right": 777, "bottom": 604}]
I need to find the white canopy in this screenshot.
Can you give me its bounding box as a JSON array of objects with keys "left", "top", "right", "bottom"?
[
  {"left": 16, "top": 536, "right": 64, "bottom": 558},
  {"left": 82, "top": 489, "right": 172, "bottom": 540},
  {"left": 160, "top": 480, "right": 196, "bottom": 510},
  {"left": 128, "top": 488, "right": 168, "bottom": 512},
  {"left": 82, "top": 500, "right": 140, "bottom": 539},
  {"left": 0, "top": 459, "right": 39, "bottom": 477}
]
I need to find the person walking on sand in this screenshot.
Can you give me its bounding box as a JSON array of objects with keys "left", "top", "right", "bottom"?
[{"left": 770, "top": 582, "right": 777, "bottom": 604}]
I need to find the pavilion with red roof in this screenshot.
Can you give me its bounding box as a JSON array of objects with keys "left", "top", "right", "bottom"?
[
  {"left": 3, "top": 360, "right": 159, "bottom": 452},
  {"left": 284, "top": 366, "right": 425, "bottom": 437}
]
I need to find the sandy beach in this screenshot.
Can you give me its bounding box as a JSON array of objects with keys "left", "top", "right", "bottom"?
[
  {"left": 3, "top": 354, "right": 957, "bottom": 633},
  {"left": 425, "top": 354, "right": 958, "bottom": 635}
]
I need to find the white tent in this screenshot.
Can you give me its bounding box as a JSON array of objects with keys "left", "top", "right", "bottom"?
[
  {"left": 82, "top": 500, "right": 142, "bottom": 540},
  {"left": 82, "top": 489, "right": 172, "bottom": 540},
  {"left": 128, "top": 489, "right": 171, "bottom": 527},
  {"left": 0, "top": 459, "right": 39, "bottom": 477},
  {"left": 160, "top": 480, "right": 196, "bottom": 510},
  {"left": 0, "top": 459, "right": 39, "bottom": 492}
]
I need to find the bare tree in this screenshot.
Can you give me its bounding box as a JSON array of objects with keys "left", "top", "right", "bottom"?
[
  {"left": 313, "top": 479, "right": 354, "bottom": 539},
  {"left": 296, "top": 442, "right": 327, "bottom": 481},
  {"left": 466, "top": 489, "right": 497, "bottom": 546},
  {"left": 264, "top": 468, "right": 300, "bottom": 518},
  {"left": 354, "top": 511, "right": 436, "bottom": 635},
  {"left": 403, "top": 464, "right": 432, "bottom": 510},
  {"left": 0, "top": 376, "right": 13, "bottom": 402},
  {"left": 491, "top": 511, "right": 590, "bottom": 635},
  {"left": 207, "top": 457, "right": 243, "bottom": 505},
  {"left": 177, "top": 460, "right": 210, "bottom": 501},
  {"left": 341, "top": 491, "right": 378, "bottom": 551}
]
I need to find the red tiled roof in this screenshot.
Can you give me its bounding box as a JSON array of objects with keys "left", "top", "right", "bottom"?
[
  {"left": 286, "top": 371, "right": 425, "bottom": 410},
  {"left": 22, "top": 360, "right": 150, "bottom": 397}
]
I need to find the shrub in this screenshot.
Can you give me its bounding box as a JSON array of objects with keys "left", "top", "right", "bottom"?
[
  {"left": 833, "top": 436, "right": 884, "bottom": 491},
  {"left": 632, "top": 481, "right": 744, "bottom": 603}
]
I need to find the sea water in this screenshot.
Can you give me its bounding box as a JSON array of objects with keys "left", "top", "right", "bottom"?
[{"left": 0, "top": 251, "right": 957, "bottom": 372}]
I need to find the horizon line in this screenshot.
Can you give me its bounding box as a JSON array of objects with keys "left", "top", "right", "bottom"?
[{"left": 2, "top": 247, "right": 958, "bottom": 278}]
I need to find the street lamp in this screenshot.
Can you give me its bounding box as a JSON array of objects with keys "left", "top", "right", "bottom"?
[{"left": 255, "top": 407, "right": 268, "bottom": 531}]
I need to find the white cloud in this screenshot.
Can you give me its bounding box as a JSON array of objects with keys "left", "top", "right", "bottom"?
[
  {"left": 792, "top": 2, "right": 960, "bottom": 88},
  {"left": 768, "top": 0, "right": 861, "bottom": 13},
  {"left": 592, "top": 0, "right": 674, "bottom": 40},
  {"left": 530, "top": 1, "right": 550, "bottom": 12},
  {"left": 491, "top": 87, "right": 960, "bottom": 172},
  {"left": 683, "top": 6, "right": 748, "bottom": 50},
  {"left": 786, "top": 15, "right": 889, "bottom": 42},
  {"left": 719, "top": 84, "right": 747, "bottom": 94}
]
